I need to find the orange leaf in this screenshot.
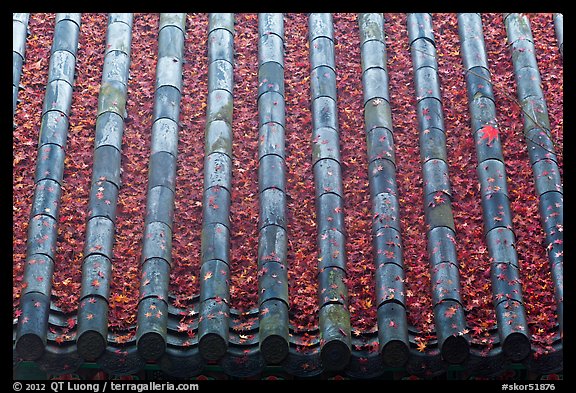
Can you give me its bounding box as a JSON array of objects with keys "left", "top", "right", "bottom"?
[
  {"left": 444, "top": 305, "right": 458, "bottom": 318},
  {"left": 417, "top": 341, "right": 427, "bottom": 352}
]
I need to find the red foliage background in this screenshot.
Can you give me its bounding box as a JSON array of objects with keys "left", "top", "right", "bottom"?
[{"left": 13, "top": 13, "right": 562, "bottom": 354}]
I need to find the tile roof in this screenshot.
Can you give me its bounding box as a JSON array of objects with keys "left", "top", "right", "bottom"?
[{"left": 13, "top": 13, "right": 563, "bottom": 380}]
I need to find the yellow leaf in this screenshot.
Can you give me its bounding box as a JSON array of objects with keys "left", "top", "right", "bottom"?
[{"left": 417, "top": 341, "right": 427, "bottom": 352}]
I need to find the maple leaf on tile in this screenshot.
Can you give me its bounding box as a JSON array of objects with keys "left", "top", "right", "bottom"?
[
  {"left": 479, "top": 124, "right": 499, "bottom": 144},
  {"left": 417, "top": 340, "right": 427, "bottom": 352},
  {"left": 444, "top": 305, "right": 458, "bottom": 318}
]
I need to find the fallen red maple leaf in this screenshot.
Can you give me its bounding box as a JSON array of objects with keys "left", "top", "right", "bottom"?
[
  {"left": 479, "top": 124, "right": 499, "bottom": 144},
  {"left": 444, "top": 305, "right": 458, "bottom": 318}
]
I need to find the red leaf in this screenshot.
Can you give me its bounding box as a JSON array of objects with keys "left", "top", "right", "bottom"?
[{"left": 479, "top": 125, "right": 499, "bottom": 144}]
